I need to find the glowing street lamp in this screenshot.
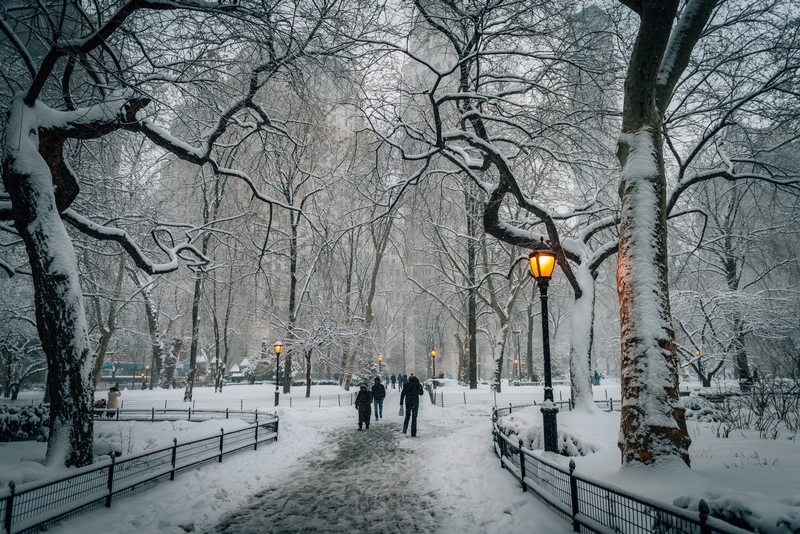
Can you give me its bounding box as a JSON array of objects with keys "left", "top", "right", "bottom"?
[
  {"left": 378, "top": 355, "right": 383, "bottom": 373},
  {"left": 477, "top": 360, "right": 481, "bottom": 380},
  {"left": 430, "top": 349, "right": 436, "bottom": 379},
  {"left": 273, "top": 341, "right": 283, "bottom": 406},
  {"left": 529, "top": 237, "right": 558, "bottom": 453}
]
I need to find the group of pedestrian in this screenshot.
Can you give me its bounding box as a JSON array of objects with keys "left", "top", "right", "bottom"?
[
  {"left": 389, "top": 373, "right": 409, "bottom": 389},
  {"left": 354, "top": 373, "right": 424, "bottom": 436}
]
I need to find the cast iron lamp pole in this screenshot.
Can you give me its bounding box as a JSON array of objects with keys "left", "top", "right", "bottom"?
[
  {"left": 430, "top": 349, "right": 436, "bottom": 379},
  {"left": 273, "top": 341, "right": 283, "bottom": 406},
  {"left": 378, "top": 355, "right": 383, "bottom": 373},
  {"left": 529, "top": 238, "right": 558, "bottom": 453}
]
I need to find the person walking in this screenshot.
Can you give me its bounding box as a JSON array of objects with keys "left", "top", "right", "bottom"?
[
  {"left": 390, "top": 374, "right": 396, "bottom": 389},
  {"left": 397, "top": 374, "right": 405, "bottom": 390},
  {"left": 371, "top": 377, "right": 386, "bottom": 419},
  {"left": 354, "top": 383, "right": 372, "bottom": 430},
  {"left": 400, "top": 374, "right": 424, "bottom": 437}
]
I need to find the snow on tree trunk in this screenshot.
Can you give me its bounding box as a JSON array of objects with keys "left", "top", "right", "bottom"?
[
  {"left": 616, "top": 127, "right": 690, "bottom": 466},
  {"left": 164, "top": 338, "right": 181, "bottom": 387},
  {"left": 569, "top": 263, "right": 597, "bottom": 411},
  {"left": 490, "top": 322, "right": 509, "bottom": 393},
  {"left": 184, "top": 272, "right": 202, "bottom": 402},
  {"left": 3, "top": 98, "right": 94, "bottom": 467}
]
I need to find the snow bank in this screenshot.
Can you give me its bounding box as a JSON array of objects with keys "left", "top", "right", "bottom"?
[
  {"left": 674, "top": 489, "right": 800, "bottom": 534},
  {"left": 497, "top": 412, "right": 598, "bottom": 456}
]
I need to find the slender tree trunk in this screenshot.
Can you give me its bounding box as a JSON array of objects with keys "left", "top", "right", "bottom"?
[
  {"left": 305, "top": 349, "right": 312, "bottom": 398},
  {"left": 490, "top": 322, "right": 509, "bottom": 393},
  {"left": 466, "top": 186, "right": 479, "bottom": 389},
  {"left": 92, "top": 255, "right": 126, "bottom": 388},
  {"left": 184, "top": 273, "right": 203, "bottom": 402},
  {"left": 569, "top": 264, "right": 597, "bottom": 410},
  {"left": 526, "top": 302, "right": 534, "bottom": 382}
]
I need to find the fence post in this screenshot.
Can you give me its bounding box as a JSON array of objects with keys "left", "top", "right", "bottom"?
[
  {"left": 170, "top": 438, "right": 177, "bottom": 480},
  {"left": 463, "top": 391, "right": 467, "bottom": 405},
  {"left": 338, "top": 394, "right": 341, "bottom": 407},
  {"left": 165, "top": 400, "right": 168, "bottom": 410},
  {"left": 193, "top": 399, "right": 196, "bottom": 409},
  {"left": 519, "top": 439, "right": 527, "bottom": 492},
  {"left": 440, "top": 393, "right": 443, "bottom": 407},
  {"left": 610, "top": 398, "right": 613, "bottom": 411},
  {"left": 509, "top": 403, "right": 513, "bottom": 414},
  {"left": 699, "top": 499, "right": 711, "bottom": 534},
  {"left": 115, "top": 408, "right": 120, "bottom": 421},
  {"left": 319, "top": 396, "right": 321, "bottom": 408},
  {"left": 106, "top": 455, "right": 116, "bottom": 507},
  {"left": 188, "top": 408, "right": 192, "bottom": 421},
  {"left": 499, "top": 433, "right": 506, "bottom": 468},
  {"left": 219, "top": 428, "right": 224, "bottom": 462},
  {"left": 275, "top": 416, "right": 279, "bottom": 441},
  {"left": 226, "top": 408, "right": 229, "bottom": 419},
  {"left": 151, "top": 407, "right": 155, "bottom": 422},
  {"left": 569, "top": 459, "right": 580, "bottom": 532},
  {"left": 4, "top": 480, "right": 14, "bottom": 534},
  {"left": 240, "top": 399, "right": 243, "bottom": 410}
]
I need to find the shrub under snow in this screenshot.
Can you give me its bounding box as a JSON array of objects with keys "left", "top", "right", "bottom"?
[
  {"left": 0, "top": 404, "right": 49, "bottom": 442},
  {"left": 675, "top": 489, "right": 800, "bottom": 534},
  {"left": 497, "top": 412, "right": 597, "bottom": 457}
]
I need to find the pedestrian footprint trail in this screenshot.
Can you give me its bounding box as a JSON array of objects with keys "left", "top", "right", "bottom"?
[{"left": 215, "top": 399, "right": 440, "bottom": 533}]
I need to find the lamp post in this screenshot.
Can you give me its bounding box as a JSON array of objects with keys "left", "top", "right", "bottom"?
[
  {"left": 514, "top": 359, "right": 519, "bottom": 379},
  {"left": 477, "top": 360, "right": 481, "bottom": 380},
  {"left": 378, "top": 355, "right": 383, "bottom": 373},
  {"left": 529, "top": 238, "right": 558, "bottom": 453},
  {"left": 273, "top": 341, "right": 283, "bottom": 406},
  {"left": 430, "top": 349, "right": 436, "bottom": 379}
]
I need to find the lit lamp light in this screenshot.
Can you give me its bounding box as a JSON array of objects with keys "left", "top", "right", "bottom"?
[
  {"left": 378, "top": 355, "right": 383, "bottom": 373},
  {"left": 514, "top": 358, "right": 519, "bottom": 378},
  {"left": 695, "top": 349, "right": 701, "bottom": 357},
  {"left": 430, "top": 349, "right": 436, "bottom": 379},
  {"left": 477, "top": 361, "right": 481, "bottom": 380},
  {"left": 273, "top": 341, "right": 283, "bottom": 407},
  {"left": 528, "top": 237, "right": 558, "bottom": 453}
]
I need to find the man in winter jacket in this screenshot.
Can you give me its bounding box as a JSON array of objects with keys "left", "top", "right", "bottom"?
[
  {"left": 400, "top": 374, "right": 424, "bottom": 437},
  {"left": 354, "top": 383, "right": 373, "bottom": 430},
  {"left": 371, "top": 377, "right": 386, "bottom": 419}
]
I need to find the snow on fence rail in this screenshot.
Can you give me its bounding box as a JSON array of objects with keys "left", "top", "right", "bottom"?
[
  {"left": 109, "top": 393, "right": 357, "bottom": 411},
  {"left": 491, "top": 406, "right": 749, "bottom": 534},
  {"left": 0, "top": 415, "right": 279, "bottom": 534},
  {"left": 427, "top": 389, "right": 622, "bottom": 410}
]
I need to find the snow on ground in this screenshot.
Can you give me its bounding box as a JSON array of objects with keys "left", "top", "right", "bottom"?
[{"left": 1, "top": 381, "right": 797, "bottom": 533}]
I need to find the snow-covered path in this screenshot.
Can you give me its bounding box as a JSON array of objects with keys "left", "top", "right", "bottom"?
[
  {"left": 214, "top": 390, "right": 573, "bottom": 533},
  {"left": 217, "top": 406, "right": 440, "bottom": 532}
]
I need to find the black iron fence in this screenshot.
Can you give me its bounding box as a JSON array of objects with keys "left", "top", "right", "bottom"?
[
  {"left": 492, "top": 406, "right": 750, "bottom": 534},
  {"left": 94, "top": 406, "right": 276, "bottom": 423},
  {"left": 0, "top": 415, "right": 278, "bottom": 534},
  {"left": 429, "top": 391, "right": 620, "bottom": 411}
]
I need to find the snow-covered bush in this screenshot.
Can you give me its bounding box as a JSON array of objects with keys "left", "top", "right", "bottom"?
[
  {"left": 0, "top": 404, "right": 49, "bottom": 442},
  {"left": 497, "top": 412, "right": 597, "bottom": 457},
  {"left": 674, "top": 489, "right": 800, "bottom": 534},
  {"left": 684, "top": 398, "right": 722, "bottom": 422}
]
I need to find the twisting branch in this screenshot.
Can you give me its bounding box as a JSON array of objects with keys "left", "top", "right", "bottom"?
[{"left": 62, "top": 209, "right": 209, "bottom": 275}]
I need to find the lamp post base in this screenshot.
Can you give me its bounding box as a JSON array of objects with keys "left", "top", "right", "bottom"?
[
  {"left": 541, "top": 403, "right": 559, "bottom": 453},
  {"left": 274, "top": 390, "right": 280, "bottom": 407}
]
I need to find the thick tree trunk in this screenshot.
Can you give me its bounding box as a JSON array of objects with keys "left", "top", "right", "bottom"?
[
  {"left": 616, "top": 126, "right": 690, "bottom": 466},
  {"left": 3, "top": 100, "right": 93, "bottom": 467}
]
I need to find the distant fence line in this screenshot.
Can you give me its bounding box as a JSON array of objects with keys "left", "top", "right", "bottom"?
[
  {"left": 429, "top": 388, "right": 622, "bottom": 411},
  {"left": 0, "top": 415, "right": 279, "bottom": 534},
  {"left": 491, "top": 405, "right": 748, "bottom": 534}
]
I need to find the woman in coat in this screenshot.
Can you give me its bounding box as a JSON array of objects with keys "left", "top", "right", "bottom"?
[
  {"left": 106, "top": 386, "right": 121, "bottom": 418},
  {"left": 354, "top": 383, "right": 372, "bottom": 430}
]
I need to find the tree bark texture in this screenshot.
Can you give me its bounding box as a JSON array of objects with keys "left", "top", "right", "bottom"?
[{"left": 3, "top": 99, "right": 94, "bottom": 467}]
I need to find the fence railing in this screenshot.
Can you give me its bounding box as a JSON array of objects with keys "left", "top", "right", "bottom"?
[
  {"left": 429, "top": 391, "right": 620, "bottom": 411},
  {"left": 491, "top": 406, "right": 750, "bottom": 534},
  {"left": 0, "top": 415, "right": 278, "bottom": 534},
  {"left": 94, "top": 407, "right": 274, "bottom": 423}
]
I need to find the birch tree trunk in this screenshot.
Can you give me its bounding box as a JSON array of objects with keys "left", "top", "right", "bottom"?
[{"left": 569, "top": 264, "right": 597, "bottom": 410}]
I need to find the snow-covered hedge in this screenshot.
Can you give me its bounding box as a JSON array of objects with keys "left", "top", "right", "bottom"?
[
  {"left": 0, "top": 404, "right": 49, "bottom": 442},
  {"left": 675, "top": 489, "right": 800, "bottom": 534},
  {"left": 684, "top": 398, "right": 722, "bottom": 422},
  {"left": 497, "top": 412, "right": 597, "bottom": 457}
]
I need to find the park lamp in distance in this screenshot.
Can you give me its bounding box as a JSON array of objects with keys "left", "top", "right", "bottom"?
[
  {"left": 528, "top": 238, "right": 556, "bottom": 281},
  {"left": 430, "top": 349, "right": 436, "bottom": 358},
  {"left": 274, "top": 341, "right": 283, "bottom": 355}
]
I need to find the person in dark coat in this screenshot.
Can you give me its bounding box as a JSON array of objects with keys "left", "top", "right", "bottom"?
[
  {"left": 354, "top": 383, "right": 372, "bottom": 430},
  {"left": 400, "top": 374, "right": 424, "bottom": 437},
  {"left": 390, "top": 374, "right": 396, "bottom": 389},
  {"left": 371, "top": 377, "right": 386, "bottom": 419}
]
